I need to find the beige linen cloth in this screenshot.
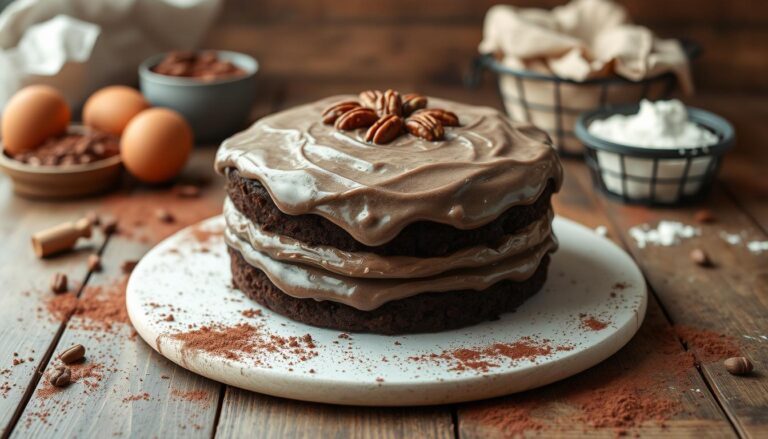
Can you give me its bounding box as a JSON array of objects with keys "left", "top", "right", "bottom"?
[{"left": 479, "top": 0, "right": 693, "bottom": 154}]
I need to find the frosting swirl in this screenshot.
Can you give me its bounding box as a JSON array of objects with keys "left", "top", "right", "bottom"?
[
  {"left": 225, "top": 227, "right": 557, "bottom": 311},
  {"left": 215, "top": 95, "right": 562, "bottom": 246},
  {"left": 224, "top": 197, "right": 553, "bottom": 279}
]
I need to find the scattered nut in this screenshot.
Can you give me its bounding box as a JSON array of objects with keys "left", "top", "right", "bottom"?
[
  {"left": 58, "top": 344, "right": 86, "bottom": 364},
  {"left": 724, "top": 356, "right": 753, "bottom": 375},
  {"left": 693, "top": 209, "right": 715, "bottom": 223},
  {"left": 402, "top": 93, "right": 428, "bottom": 116},
  {"left": 690, "top": 248, "right": 712, "bottom": 267},
  {"left": 405, "top": 113, "right": 444, "bottom": 141},
  {"left": 321, "top": 101, "right": 361, "bottom": 125},
  {"left": 50, "top": 273, "right": 68, "bottom": 294},
  {"left": 413, "top": 108, "right": 460, "bottom": 126},
  {"left": 121, "top": 260, "right": 139, "bottom": 274},
  {"left": 87, "top": 253, "right": 102, "bottom": 272},
  {"left": 335, "top": 107, "right": 378, "bottom": 130},
  {"left": 101, "top": 217, "right": 118, "bottom": 234},
  {"left": 47, "top": 365, "right": 71, "bottom": 387},
  {"left": 365, "top": 114, "right": 404, "bottom": 144},
  {"left": 155, "top": 209, "right": 175, "bottom": 223}
]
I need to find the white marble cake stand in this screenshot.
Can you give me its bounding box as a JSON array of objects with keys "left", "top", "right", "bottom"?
[{"left": 127, "top": 216, "right": 646, "bottom": 406}]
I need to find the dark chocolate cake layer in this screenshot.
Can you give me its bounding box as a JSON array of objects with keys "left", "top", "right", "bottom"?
[
  {"left": 226, "top": 169, "right": 556, "bottom": 258},
  {"left": 229, "top": 246, "right": 550, "bottom": 335}
]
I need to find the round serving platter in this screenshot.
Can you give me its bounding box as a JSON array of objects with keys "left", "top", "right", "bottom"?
[{"left": 127, "top": 216, "right": 646, "bottom": 406}]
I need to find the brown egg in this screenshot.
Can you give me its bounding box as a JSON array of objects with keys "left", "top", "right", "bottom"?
[
  {"left": 2, "top": 85, "right": 70, "bottom": 155},
  {"left": 83, "top": 86, "right": 149, "bottom": 135},
  {"left": 121, "top": 108, "right": 193, "bottom": 183}
]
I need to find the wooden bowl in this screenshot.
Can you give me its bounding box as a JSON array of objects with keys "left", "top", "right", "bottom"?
[{"left": 0, "top": 126, "right": 123, "bottom": 199}]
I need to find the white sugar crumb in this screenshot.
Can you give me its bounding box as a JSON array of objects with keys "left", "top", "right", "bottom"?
[
  {"left": 720, "top": 231, "right": 743, "bottom": 245},
  {"left": 747, "top": 241, "right": 768, "bottom": 254},
  {"left": 594, "top": 225, "right": 608, "bottom": 237},
  {"left": 629, "top": 221, "right": 700, "bottom": 248}
]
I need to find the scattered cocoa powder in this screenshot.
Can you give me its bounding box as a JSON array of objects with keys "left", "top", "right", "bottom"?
[
  {"left": 73, "top": 277, "right": 130, "bottom": 331},
  {"left": 241, "top": 309, "right": 262, "bottom": 318},
  {"left": 170, "top": 389, "right": 210, "bottom": 408},
  {"left": 37, "top": 362, "right": 104, "bottom": 399},
  {"left": 169, "top": 323, "right": 319, "bottom": 366},
  {"left": 97, "top": 185, "right": 220, "bottom": 244},
  {"left": 463, "top": 398, "right": 545, "bottom": 437},
  {"left": 409, "top": 337, "right": 556, "bottom": 373},
  {"left": 44, "top": 292, "right": 78, "bottom": 321},
  {"left": 581, "top": 314, "right": 609, "bottom": 331},
  {"left": 122, "top": 392, "right": 150, "bottom": 403},
  {"left": 188, "top": 225, "right": 223, "bottom": 245},
  {"left": 674, "top": 325, "right": 740, "bottom": 364}
]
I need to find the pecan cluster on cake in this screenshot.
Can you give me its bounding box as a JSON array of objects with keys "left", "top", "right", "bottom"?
[{"left": 215, "top": 90, "right": 562, "bottom": 334}]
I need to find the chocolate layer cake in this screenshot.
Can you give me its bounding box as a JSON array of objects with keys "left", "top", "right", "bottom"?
[{"left": 215, "top": 91, "right": 562, "bottom": 334}]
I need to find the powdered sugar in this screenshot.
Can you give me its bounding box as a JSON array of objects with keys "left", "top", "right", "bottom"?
[
  {"left": 588, "top": 100, "right": 718, "bottom": 149},
  {"left": 629, "top": 221, "right": 700, "bottom": 248},
  {"left": 746, "top": 241, "right": 768, "bottom": 254}
]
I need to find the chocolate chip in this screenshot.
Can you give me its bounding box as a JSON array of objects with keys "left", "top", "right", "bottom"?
[
  {"left": 47, "top": 365, "right": 71, "bottom": 387},
  {"left": 155, "top": 209, "right": 175, "bottom": 223},
  {"left": 693, "top": 209, "right": 715, "bottom": 223},
  {"left": 690, "top": 248, "right": 712, "bottom": 267},
  {"left": 101, "top": 217, "right": 118, "bottom": 234},
  {"left": 50, "top": 273, "right": 68, "bottom": 294},
  {"left": 724, "top": 356, "right": 753, "bottom": 375},
  {"left": 87, "top": 254, "right": 102, "bottom": 272},
  {"left": 58, "top": 344, "right": 86, "bottom": 364},
  {"left": 121, "top": 260, "right": 139, "bottom": 274}
]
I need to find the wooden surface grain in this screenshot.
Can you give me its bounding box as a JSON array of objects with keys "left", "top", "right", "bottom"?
[
  {"left": 215, "top": 388, "right": 455, "bottom": 439},
  {"left": 209, "top": 0, "right": 768, "bottom": 93},
  {"left": 0, "top": 84, "right": 766, "bottom": 438}
]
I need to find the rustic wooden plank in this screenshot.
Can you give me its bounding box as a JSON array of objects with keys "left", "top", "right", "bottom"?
[
  {"left": 9, "top": 148, "right": 228, "bottom": 438},
  {"left": 206, "top": 9, "right": 768, "bottom": 92},
  {"left": 569, "top": 162, "right": 768, "bottom": 438},
  {"left": 687, "top": 93, "right": 768, "bottom": 232},
  {"left": 221, "top": 0, "right": 768, "bottom": 26},
  {"left": 214, "top": 387, "right": 455, "bottom": 439},
  {"left": 0, "top": 178, "right": 107, "bottom": 435},
  {"left": 458, "top": 161, "right": 738, "bottom": 438}
]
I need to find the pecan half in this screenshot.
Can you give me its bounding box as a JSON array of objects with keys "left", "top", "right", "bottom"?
[
  {"left": 365, "top": 115, "right": 404, "bottom": 144},
  {"left": 321, "top": 101, "right": 361, "bottom": 125},
  {"left": 359, "top": 90, "right": 383, "bottom": 109},
  {"left": 335, "top": 107, "right": 379, "bottom": 130},
  {"left": 413, "top": 108, "right": 459, "bottom": 126},
  {"left": 402, "top": 93, "right": 427, "bottom": 116},
  {"left": 405, "top": 113, "right": 444, "bottom": 141},
  {"left": 380, "top": 89, "right": 402, "bottom": 116}
]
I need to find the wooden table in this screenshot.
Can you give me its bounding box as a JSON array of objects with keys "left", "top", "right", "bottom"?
[{"left": 1, "top": 83, "right": 766, "bottom": 438}]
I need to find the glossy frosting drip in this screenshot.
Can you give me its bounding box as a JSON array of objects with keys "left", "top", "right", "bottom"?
[
  {"left": 224, "top": 197, "right": 553, "bottom": 279},
  {"left": 215, "top": 95, "right": 562, "bottom": 246},
  {"left": 225, "top": 227, "right": 557, "bottom": 311}
]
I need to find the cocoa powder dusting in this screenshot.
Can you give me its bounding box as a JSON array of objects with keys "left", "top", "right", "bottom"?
[
  {"left": 461, "top": 320, "right": 740, "bottom": 436},
  {"left": 169, "top": 323, "right": 319, "bottom": 366},
  {"left": 73, "top": 277, "right": 130, "bottom": 331},
  {"left": 674, "top": 325, "right": 740, "bottom": 364},
  {"left": 97, "top": 186, "right": 221, "bottom": 244},
  {"left": 171, "top": 389, "right": 211, "bottom": 408},
  {"left": 581, "top": 314, "right": 609, "bottom": 331},
  {"left": 409, "top": 337, "right": 555, "bottom": 373}
]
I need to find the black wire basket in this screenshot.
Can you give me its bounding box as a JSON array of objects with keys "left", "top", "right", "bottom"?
[
  {"left": 471, "top": 41, "right": 698, "bottom": 157},
  {"left": 575, "top": 104, "right": 735, "bottom": 206}
]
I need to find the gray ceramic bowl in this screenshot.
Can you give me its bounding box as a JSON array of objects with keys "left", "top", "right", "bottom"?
[{"left": 139, "top": 50, "right": 258, "bottom": 143}]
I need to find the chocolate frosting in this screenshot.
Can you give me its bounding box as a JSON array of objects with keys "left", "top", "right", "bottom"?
[
  {"left": 224, "top": 197, "right": 553, "bottom": 279},
  {"left": 225, "top": 227, "right": 557, "bottom": 311},
  {"left": 215, "top": 95, "right": 562, "bottom": 246}
]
